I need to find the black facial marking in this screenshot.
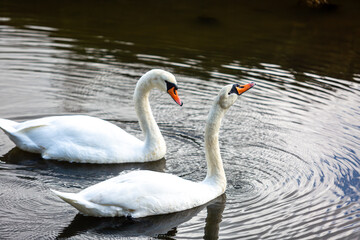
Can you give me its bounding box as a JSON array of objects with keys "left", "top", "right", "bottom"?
[
  {"left": 228, "top": 84, "right": 240, "bottom": 95},
  {"left": 165, "top": 80, "right": 178, "bottom": 92}
]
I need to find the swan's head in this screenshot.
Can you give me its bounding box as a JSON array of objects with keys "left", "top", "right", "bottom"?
[
  {"left": 218, "top": 82, "right": 255, "bottom": 109},
  {"left": 145, "top": 69, "right": 183, "bottom": 106}
]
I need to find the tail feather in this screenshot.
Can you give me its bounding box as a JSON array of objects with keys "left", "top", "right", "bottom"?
[
  {"left": 0, "top": 118, "right": 17, "bottom": 134},
  {"left": 51, "top": 189, "right": 98, "bottom": 216},
  {"left": 51, "top": 189, "right": 80, "bottom": 204}
]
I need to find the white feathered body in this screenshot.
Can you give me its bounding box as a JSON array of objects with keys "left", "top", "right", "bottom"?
[
  {"left": 52, "top": 170, "right": 223, "bottom": 218},
  {"left": 0, "top": 116, "right": 164, "bottom": 163}
]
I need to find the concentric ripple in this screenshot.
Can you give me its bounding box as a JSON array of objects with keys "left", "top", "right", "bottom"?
[{"left": 0, "top": 169, "right": 73, "bottom": 239}]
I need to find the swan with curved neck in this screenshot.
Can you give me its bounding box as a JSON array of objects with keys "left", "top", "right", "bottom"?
[
  {"left": 0, "top": 69, "right": 183, "bottom": 163},
  {"left": 51, "top": 82, "right": 255, "bottom": 217}
]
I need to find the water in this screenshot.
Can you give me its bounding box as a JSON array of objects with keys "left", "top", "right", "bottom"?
[{"left": 0, "top": 0, "right": 360, "bottom": 239}]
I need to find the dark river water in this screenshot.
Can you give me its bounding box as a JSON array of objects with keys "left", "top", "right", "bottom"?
[{"left": 1, "top": 0, "right": 360, "bottom": 239}]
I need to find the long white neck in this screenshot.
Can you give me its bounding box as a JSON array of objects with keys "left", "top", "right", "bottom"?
[
  {"left": 203, "top": 100, "right": 227, "bottom": 191},
  {"left": 133, "top": 75, "right": 166, "bottom": 157}
]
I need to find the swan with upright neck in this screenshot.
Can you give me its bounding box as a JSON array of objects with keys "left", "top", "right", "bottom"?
[
  {"left": 0, "top": 69, "right": 183, "bottom": 163},
  {"left": 51, "top": 82, "right": 255, "bottom": 217}
]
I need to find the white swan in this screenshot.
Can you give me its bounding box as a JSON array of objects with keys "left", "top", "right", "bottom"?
[
  {"left": 0, "top": 69, "right": 183, "bottom": 164},
  {"left": 51, "top": 82, "right": 255, "bottom": 217}
]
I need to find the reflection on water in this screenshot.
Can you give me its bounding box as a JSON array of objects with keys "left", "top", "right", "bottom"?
[
  {"left": 1, "top": 148, "right": 166, "bottom": 186},
  {"left": 0, "top": 0, "right": 360, "bottom": 239}
]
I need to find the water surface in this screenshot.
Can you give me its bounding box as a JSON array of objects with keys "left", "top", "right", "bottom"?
[{"left": 0, "top": 0, "right": 360, "bottom": 239}]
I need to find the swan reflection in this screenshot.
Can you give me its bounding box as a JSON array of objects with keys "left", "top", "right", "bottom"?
[{"left": 0, "top": 147, "right": 166, "bottom": 178}]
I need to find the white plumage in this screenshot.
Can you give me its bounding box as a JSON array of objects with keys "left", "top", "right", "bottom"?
[
  {"left": 52, "top": 170, "right": 217, "bottom": 218},
  {"left": 0, "top": 69, "right": 183, "bottom": 163},
  {"left": 52, "top": 82, "right": 255, "bottom": 218}
]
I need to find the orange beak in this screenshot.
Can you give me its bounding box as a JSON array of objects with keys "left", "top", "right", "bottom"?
[
  {"left": 167, "top": 87, "right": 183, "bottom": 106},
  {"left": 235, "top": 82, "right": 255, "bottom": 95}
]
